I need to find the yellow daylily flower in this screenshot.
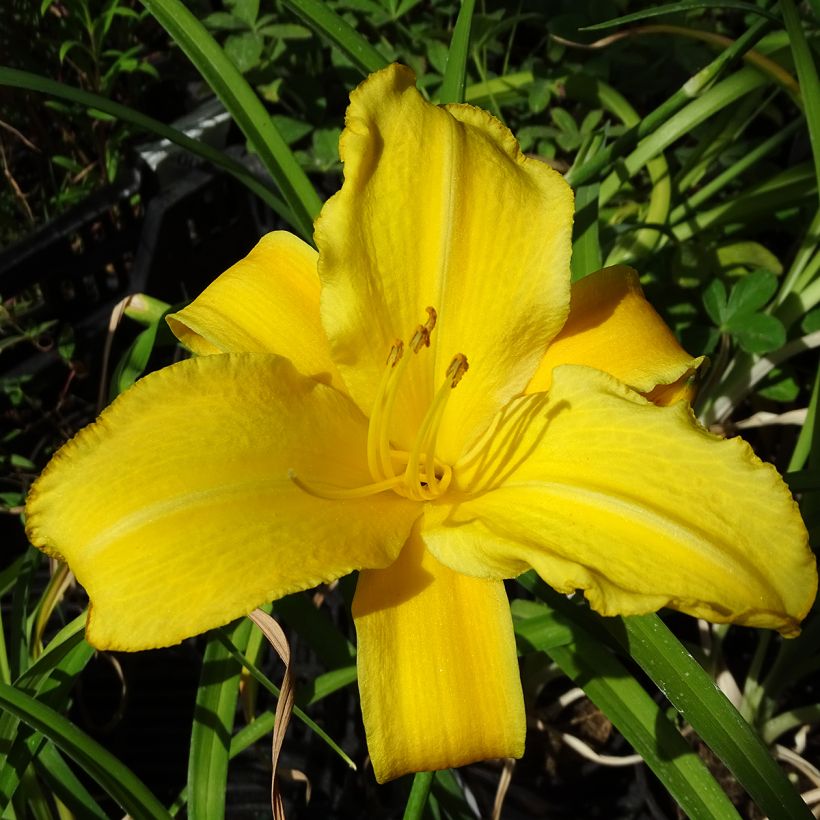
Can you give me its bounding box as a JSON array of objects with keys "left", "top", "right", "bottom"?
[{"left": 25, "top": 64, "right": 816, "bottom": 784}]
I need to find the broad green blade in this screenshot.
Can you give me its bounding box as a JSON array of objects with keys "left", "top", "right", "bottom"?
[
  {"left": 34, "top": 743, "right": 109, "bottom": 820},
  {"left": 570, "top": 183, "right": 602, "bottom": 281},
  {"left": 438, "top": 0, "right": 476, "bottom": 105},
  {"left": 0, "top": 683, "right": 171, "bottom": 820},
  {"left": 0, "top": 617, "right": 93, "bottom": 812},
  {"left": 781, "top": 0, "right": 820, "bottom": 207},
  {"left": 613, "top": 613, "right": 813, "bottom": 819},
  {"left": 188, "top": 619, "right": 251, "bottom": 820},
  {"left": 139, "top": 0, "right": 322, "bottom": 238},
  {"left": 514, "top": 584, "right": 742, "bottom": 820},
  {"left": 598, "top": 66, "right": 766, "bottom": 206},
  {"left": 0, "top": 67, "right": 292, "bottom": 224},
  {"left": 566, "top": 16, "right": 771, "bottom": 187},
  {"left": 280, "top": 0, "right": 387, "bottom": 75},
  {"left": 521, "top": 575, "right": 812, "bottom": 818}
]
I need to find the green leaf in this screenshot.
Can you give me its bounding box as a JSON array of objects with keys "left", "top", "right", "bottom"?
[
  {"left": 271, "top": 114, "right": 313, "bottom": 145},
  {"left": 438, "top": 0, "right": 476, "bottom": 105},
  {"left": 227, "top": 0, "right": 259, "bottom": 26},
  {"left": 139, "top": 0, "right": 321, "bottom": 238},
  {"left": 224, "top": 31, "right": 264, "bottom": 73},
  {"left": 727, "top": 270, "right": 779, "bottom": 317},
  {"left": 522, "top": 576, "right": 813, "bottom": 819},
  {"left": 758, "top": 367, "right": 800, "bottom": 402},
  {"left": 551, "top": 106, "right": 578, "bottom": 137},
  {"left": 188, "top": 619, "right": 251, "bottom": 820},
  {"left": 703, "top": 279, "right": 728, "bottom": 326},
  {"left": 202, "top": 11, "right": 248, "bottom": 31},
  {"left": 110, "top": 320, "right": 163, "bottom": 398},
  {"left": 258, "top": 23, "right": 311, "bottom": 39},
  {"left": 0, "top": 67, "right": 292, "bottom": 225},
  {"left": 426, "top": 39, "right": 448, "bottom": 75},
  {"left": 514, "top": 579, "right": 742, "bottom": 820},
  {"left": 570, "top": 183, "right": 602, "bottom": 282},
  {"left": 716, "top": 241, "right": 783, "bottom": 277},
  {"left": 527, "top": 78, "right": 551, "bottom": 113},
  {"left": 727, "top": 313, "right": 787, "bottom": 354},
  {"left": 781, "top": 0, "right": 820, "bottom": 208},
  {"left": 624, "top": 616, "right": 814, "bottom": 819},
  {"left": 0, "top": 683, "right": 171, "bottom": 820},
  {"left": 34, "top": 743, "right": 109, "bottom": 820},
  {"left": 580, "top": 1, "right": 779, "bottom": 30},
  {"left": 803, "top": 306, "right": 820, "bottom": 333},
  {"left": 279, "top": 0, "right": 387, "bottom": 75}
]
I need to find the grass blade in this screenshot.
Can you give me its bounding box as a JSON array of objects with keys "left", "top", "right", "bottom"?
[
  {"left": 188, "top": 619, "right": 251, "bottom": 820},
  {"left": 139, "top": 0, "right": 322, "bottom": 238},
  {"left": 581, "top": 2, "right": 779, "bottom": 30},
  {"left": 280, "top": 0, "right": 387, "bottom": 75},
  {"left": 34, "top": 743, "right": 109, "bottom": 820},
  {"left": 566, "top": 16, "right": 771, "bottom": 187},
  {"left": 438, "top": 0, "right": 476, "bottom": 105},
  {"left": 780, "top": 0, "right": 820, "bottom": 206},
  {"left": 571, "top": 183, "right": 602, "bottom": 281},
  {"left": 0, "top": 682, "right": 171, "bottom": 820},
  {"left": 614, "top": 614, "right": 813, "bottom": 819},
  {"left": 514, "top": 585, "right": 742, "bottom": 820},
  {"left": 0, "top": 67, "right": 292, "bottom": 223}
]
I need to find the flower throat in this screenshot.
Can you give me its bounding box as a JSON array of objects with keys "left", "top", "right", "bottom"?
[{"left": 290, "top": 307, "right": 468, "bottom": 502}]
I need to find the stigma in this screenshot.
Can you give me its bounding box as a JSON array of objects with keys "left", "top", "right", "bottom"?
[{"left": 291, "top": 307, "right": 468, "bottom": 503}]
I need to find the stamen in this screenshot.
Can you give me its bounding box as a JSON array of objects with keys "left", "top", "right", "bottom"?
[
  {"left": 405, "top": 353, "right": 469, "bottom": 500},
  {"left": 289, "top": 469, "right": 404, "bottom": 500},
  {"left": 376, "top": 307, "right": 439, "bottom": 479},
  {"left": 367, "top": 340, "right": 403, "bottom": 481},
  {"left": 294, "top": 310, "right": 465, "bottom": 504},
  {"left": 409, "top": 307, "right": 437, "bottom": 352}
]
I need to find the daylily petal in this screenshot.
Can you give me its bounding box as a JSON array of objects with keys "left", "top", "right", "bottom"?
[
  {"left": 167, "top": 232, "right": 342, "bottom": 388},
  {"left": 352, "top": 521, "right": 524, "bottom": 782},
  {"left": 528, "top": 266, "right": 702, "bottom": 402},
  {"left": 26, "top": 354, "right": 419, "bottom": 650},
  {"left": 317, "top": 64, "right": 573, "bottom": 462},
  {"left": 424, "top": 366, "right": 816, "bottom": 636}
]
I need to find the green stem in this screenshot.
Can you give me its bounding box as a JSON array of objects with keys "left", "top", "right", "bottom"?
[{"left": 403, "top": 771, "right": 434, "bottom": 820}]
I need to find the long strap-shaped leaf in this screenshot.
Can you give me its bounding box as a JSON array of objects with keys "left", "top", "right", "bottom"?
[
  {"left": 188, "top": 618, "right": 252, "bottom": 820},
  {"left": 139, "top": 0, "right": 322, "bottom": 239},
  {"left": 520, "top": 575, "right": 813, "bottom": 820},
  {"left": 512, "top": 596, "right": 741, "bottom": 820},
  {"left": 0, "top": 67, "right": 293, "bottom": 224},
  {"left": 438, "top": 0, "right": 476, "bottom": 105},
  {"left": 780, "top": 0, "right": 820, "bottom": 208},
  {"left": 280, "top": 0, "right": 387, "bottom": 75},
  {"left": 0, "top": 682, "right": 171, "bottom": 820}
]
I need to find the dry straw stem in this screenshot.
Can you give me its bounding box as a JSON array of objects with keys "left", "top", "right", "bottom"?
[{"left": 248, "top": 609, "right": 295, "bottom": 820}]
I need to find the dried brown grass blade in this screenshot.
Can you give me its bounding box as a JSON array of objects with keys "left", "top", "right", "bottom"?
[
  {"left": 249, "top": 608, "right": 295, "bottom": 820},
  {"left": 491, "top": 758, "right": 515, "bottom": 820}
]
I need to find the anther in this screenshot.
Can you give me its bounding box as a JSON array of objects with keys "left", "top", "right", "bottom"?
[
  {"left": 386, "top": 340, "right": 403, "bottom": 367},
  {"left": 447, "top": 353, "right": 469, "bottom": 388},
  {"left": 409, "top": 307, "right": 437, "bottom": 353}
]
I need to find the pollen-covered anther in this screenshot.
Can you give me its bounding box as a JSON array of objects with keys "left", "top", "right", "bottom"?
[
  {"left": 447, "top": 353, "right": 469, "bottom": 388},
  {"left": 386, "top": 340, "right": 404, "bottom": 367}
]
